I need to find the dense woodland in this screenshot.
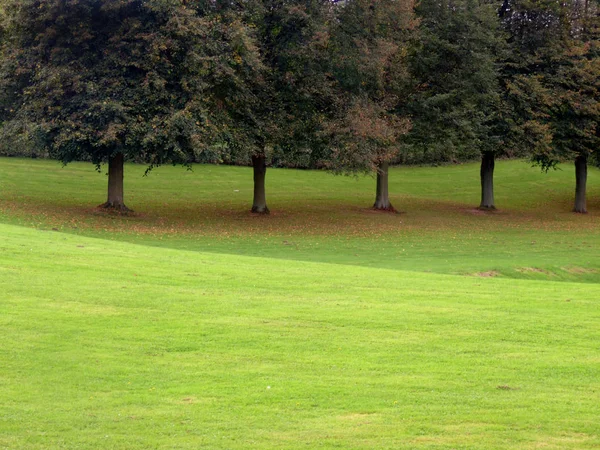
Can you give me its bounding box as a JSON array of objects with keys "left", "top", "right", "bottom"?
[{"left": 0, "top": 0, "right": 598, "bottom": 213}]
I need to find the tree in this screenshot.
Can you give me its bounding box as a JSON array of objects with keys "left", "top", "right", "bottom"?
[
  {"left": 0, "top": 0, "right": 263, "bottom": 211},
  {"left": 324, "top": 0, "right": 415, "bottom": 211},
  {"left": 200, "top": 1, "right": 334, "bottom": 214},
  {"left": 408, "top": 0, "right": 506, "bottom": 210},
  {"left": 502, "top": 0, "right": 600, "bottom": 213},
  {"left": 244, "top": 0, "right": 335, "bottom": 214},
  {"left": 249, "top": 1, "right": 329, "bottom": 214},
  {"left": 546, "top": 1, "right": 600, "bottom": 213},
  {"left": 549, "top": 41, "right": 600, "bottom": 213}
]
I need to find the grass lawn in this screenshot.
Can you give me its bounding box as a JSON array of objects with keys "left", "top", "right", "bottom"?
[{"left": 1, "top": 157, "right": 600, "bottom": 448}]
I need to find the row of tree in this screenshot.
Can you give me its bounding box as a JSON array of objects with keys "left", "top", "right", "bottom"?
[{"left": 0, "top": 0, "right": 598, "bottom": 213}]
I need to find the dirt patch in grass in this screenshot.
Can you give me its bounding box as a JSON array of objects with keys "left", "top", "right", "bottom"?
[
  {"left": 466, "top": 208, "right": 496, "bottom": 215},
  {"left": 473, "top": 271, "right": 501, "bottom": 277},
  {"left": 516, "top": 267, "right": 552, "bottom": 275},
  {"left": 496, "top": 385, "right": 519, "bottom": 391},
  {"left": 362, "top": 206, "right": 401, "bottom": 214},
  {"left": 562, "top": 266, "right": 599, "bottom": 274}
]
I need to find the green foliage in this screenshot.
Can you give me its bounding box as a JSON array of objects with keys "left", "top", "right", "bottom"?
[
  {"left": 0, "top": 0, "right": 264, "bottom": 169},
  {"left": 502, "top": 0, "right": 600, "bottom": 169},
  {"left": 546, "top": 5, "right": 600, "bottom": 166},
  {"left": 196, "top": 0, "right": 335, "bottom": 169},
  {"left": 406, "top": 0, "right": 505, "bottom": 164},
  {"left": 547, "top": 42, "right": 600, "bottom": 164},
  {"left": 1, "top": 0, "right": 597, "bottom": 176}
]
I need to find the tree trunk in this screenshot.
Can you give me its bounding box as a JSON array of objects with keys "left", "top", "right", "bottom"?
[
  {"left": 574, "top": 154, "right": 587, "bottom": 213},
  {"left": 99, "top": 152, "right": 130, "bottom": 212},
  {"left": 373, "top": 162, "right": 394, "bottom": 211},
  {"left": 251, "top": 154, "right": 269, "bottom": 214},
  {"left": 479, "top": 151, "right": 496, "bottom": 210}
]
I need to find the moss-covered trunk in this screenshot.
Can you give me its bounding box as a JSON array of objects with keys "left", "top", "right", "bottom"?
[{"left": 251, "top": 154, "right": 269, "bottom": 214}]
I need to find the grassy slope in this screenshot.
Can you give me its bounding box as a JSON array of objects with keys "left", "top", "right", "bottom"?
[
  {"left": 1, "top": 224, "right": 599, "bottom": 449},
  {"left": 1, "top": 157, "right": 600, "bottom": 281},
  {"left": 1, "top": 157, "right": 600, "bottom": 448}
]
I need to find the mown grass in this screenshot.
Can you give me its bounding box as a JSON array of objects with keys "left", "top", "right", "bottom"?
[
  {"left": 1, "top": 157, "right": 600, "bottom": 281},
  {"left": 1, "top": 157, "right": 600, "bottom": 448},
  {"left": 2, "top": 224, "right": 600, "bottom": 449}
]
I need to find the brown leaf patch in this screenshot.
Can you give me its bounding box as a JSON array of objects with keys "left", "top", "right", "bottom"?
[
  {"left": 473, "top": 271, "right": 500, "bottom": 277},
  {"left": 562, "top": 266, "right": 599, "bottom": 274},
  {"left": 516, "top": 267, "right": 550, "bottom": 274}
]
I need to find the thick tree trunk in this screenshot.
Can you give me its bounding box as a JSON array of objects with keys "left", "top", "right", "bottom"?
[
  {"left": 251, "top": 154, "right": 269, "bottom": 214},
  {"left": 479, "top": 152, "right": 496, "bottom": 210},
  {"left": 99, "top": 152, "right": 130, "bottom": 212},
  {"left": 574, "top": 154, "right": 587, "bottom": 213},
  {"left": 373, "top": 162, "right": 394, "bottom": 211}
]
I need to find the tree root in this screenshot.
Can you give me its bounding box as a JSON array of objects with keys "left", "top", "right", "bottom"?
[
  {"left": 251, "top": 206, "right": 270, "bottom": 215},
  {"left": 373, "top": 203, "right": 396, "bottom": 213},
  {"left": 98, "top": 202, "right": 133, "bottom": 214}
]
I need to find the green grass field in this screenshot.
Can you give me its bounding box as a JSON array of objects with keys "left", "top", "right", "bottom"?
[{"left": 1, "top": 157, "right": 600, "bottom": 449}]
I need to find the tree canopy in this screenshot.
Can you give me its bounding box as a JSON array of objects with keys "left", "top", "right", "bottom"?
[
  {"left": 0, "top": 0, "right": 598, "bottom": 213},
  {"left": 0, "top": 0, "right": 264, "bottom": 209}
]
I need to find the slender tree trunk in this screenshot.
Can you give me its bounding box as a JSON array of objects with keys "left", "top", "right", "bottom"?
[
  {"left": 99, "top": 152, "right": 130, "bottom": 212},
  {"left": 373, "top": 162, "right": 394, "bottom": 211},
  {"left": 479, "top": 151, "right": 496, "bottom": 210},
  {"left": 574, "top": 154, "right": 587, "bottom": 213},
  {"left": 251, "top": 154, "right": 269, "bottom": 214}
]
